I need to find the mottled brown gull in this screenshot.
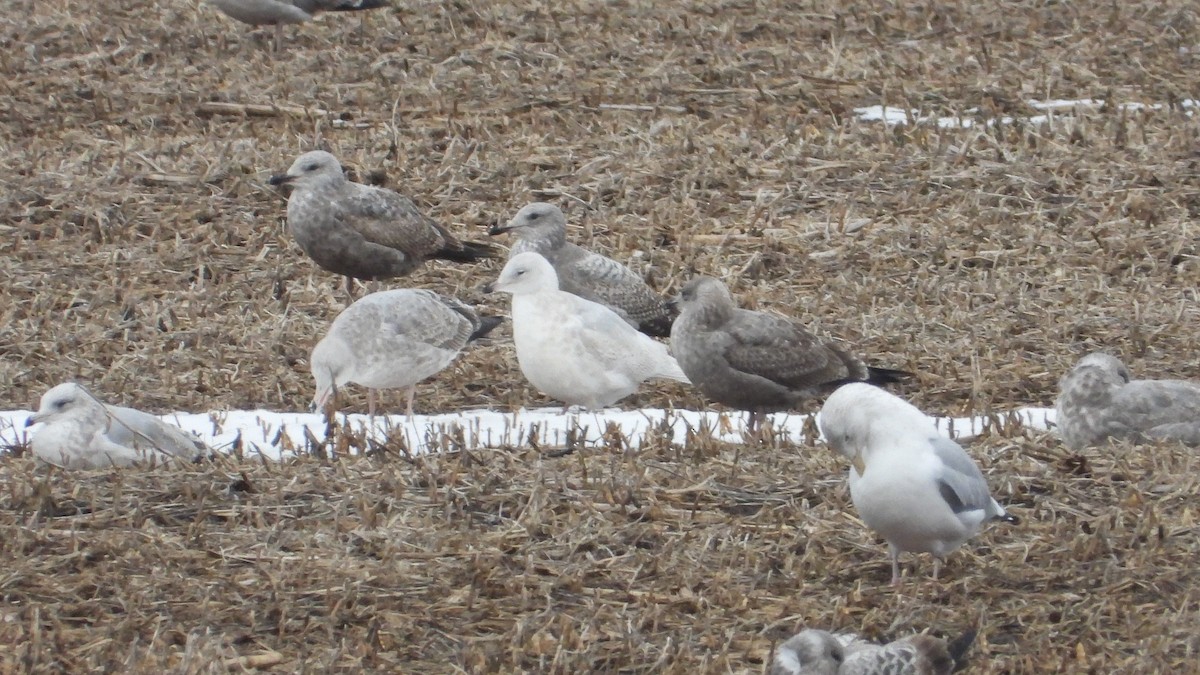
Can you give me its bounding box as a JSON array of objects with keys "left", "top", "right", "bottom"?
[
  {"left": 269, "top": 151, "right": 498, "bottom": 285},
  {"left": 669, "top": 276, "right": 909, "bottom": 431},
  {"left": 1055, "top": 352, "right": 1200, "bottom": 450},
  {"left": 310, "top": 288, "right": 501, "bottom": 417},
  {"left": 488, "top": 203, "right": 676, "bottom": 337},
  {"left": 25, "top": 383, "right": 206, "bottom": 469},
  {"left": 819, "top": 383, "right": 1017, "bottom": 585},
  {"left": 771, "top": 627, "right": 972, "bottom": 675},
  {"left": 205, "top": 0, "right": 388, "bottom": 50},
  {"left": 489, "top": 252, "right": 689, "bottom": 410}
]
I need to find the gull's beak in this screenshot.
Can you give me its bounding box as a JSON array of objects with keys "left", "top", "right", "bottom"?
[
  {"left": 268, "top": 173, "right": 296, "bottom": 187},
  {"left": 481, "top": 280, "right": 498, "bottom": 293},
  {"left": 310, "top": 385, "right": 335, "bottom": 414},
  {"left": 24, "top": 414, "right": 40, "bottom": 427},
  {"left": 487, "top": 220, "right": 517, "bottom": 236},
  {"left": 851, "top": 453, "right": 866, "bottom": 476},
  {"left": 665, "top": 297, "right": 680, "bottom": 312}
]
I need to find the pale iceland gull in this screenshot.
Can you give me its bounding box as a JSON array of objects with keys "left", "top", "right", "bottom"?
[{"left": 489, "top": 251, "right": 689, "bottom": 410}]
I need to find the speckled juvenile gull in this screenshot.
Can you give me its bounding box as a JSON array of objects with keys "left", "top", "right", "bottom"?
[
  {"left": 25, "top": 383, "right": 206, "bottom": 469},
  {"left": 310, "top": 288, "right": 501, "bottom": 417},
  {"left": 771, "top": 628, "right": 972, "bottom": 675},
  {"left": 819, "top": 383, "right": 1017, "bottom": 585},
  {"left": 490, "top": 252, "right": 690, "bottom": 410},
  {"left": 1055, "top": 352, "right": 1200, "bottom": 450},
  {"left": 770, "top": 630, "right": 844, "bottom": 675},
  {"left": 488, "top": 203, "right": 676, "bottom": 337},
  {"left": 269, "top": 151, "right": 498, "bottom": 283},
  {"left": 838, "top": 630, "right": 967, "bottom": 675},
  {"left": 205, "top": 0, "right": 388, "bottom": 50},
  {"left": 670, "top": 276, "right": 909, "bottom": 431}
]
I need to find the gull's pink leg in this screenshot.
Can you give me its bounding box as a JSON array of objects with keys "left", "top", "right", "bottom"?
[{"left": 404, "top": 386, "right": 416, "bottom": 417}]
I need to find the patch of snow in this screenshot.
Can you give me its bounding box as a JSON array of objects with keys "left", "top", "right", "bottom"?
[
  {"left": 854, "top": 98, "right": 1199, "bottom": 129},
  {"left": 0, "top": 406, "right": 1057, "bottom": 459}
]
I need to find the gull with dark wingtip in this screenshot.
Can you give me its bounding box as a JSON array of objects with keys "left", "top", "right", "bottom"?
[
  {"left": 820, "top": 383, "right": 1018, "bottom": 585},
  {"left": 669, "top": 276, "right": 910, "bottom": 431},
  {"left": 269, "top": 151, "right": 498, "bottom": 290},
  {"left": 205, "top": 0, "right": 389, "bottom": 50},
  {"left": 489, "top": 202, "right": 676, "bottom": 337}
]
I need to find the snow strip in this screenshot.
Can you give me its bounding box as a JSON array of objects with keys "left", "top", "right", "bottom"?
[
  {"left": 0, "top": 406, "right": 1056, "bottom": 460},
  {"left": 854, "top": 98, "right": 1198, "bottom": 129}
]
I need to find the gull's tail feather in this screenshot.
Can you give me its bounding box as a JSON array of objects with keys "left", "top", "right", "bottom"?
[
  {"left": 824, "top": 365, "right": 912, "bottom": 390},
  {"left": 637, "top": 313, "right": 675, "bottom": 339},
  {"left": 327, "top": 0, "right": 389, "bottom": 12},
  {"left": 865, "top": 366, "right": 913, "bottom": 385},
  {"left": 435, "top": 239, "right": 502, "bottom": 263},
  {"left": 948, "top": 628, "right": 977, "bottom": 672},
  {"left": 470, "top": 316, "right": 504, "bottom": 342}
]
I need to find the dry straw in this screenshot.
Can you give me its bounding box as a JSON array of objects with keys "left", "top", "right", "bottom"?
[{"left": 1, "top": 0, "right": 1198, "bottom": 671}]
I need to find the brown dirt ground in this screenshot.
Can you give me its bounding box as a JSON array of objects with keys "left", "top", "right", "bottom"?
[{"left": 1, "top": 0, "right": 1199, "bottom": 672}]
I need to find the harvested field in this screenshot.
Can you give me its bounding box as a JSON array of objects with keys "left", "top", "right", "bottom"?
[{"left": 1, "top": 0, "right": 1199, "bottom": 672}]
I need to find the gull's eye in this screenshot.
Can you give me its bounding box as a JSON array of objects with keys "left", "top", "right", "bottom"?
[
  {"left": 53, "top": 398, "right": 70, "bottom": 410},
  {"left": 304, "top": 163, "right": 320, "bottom": 172},
  {"left": 528, "top": 212, "right": 541, "bottom": 221},
  {"left": 516, "top": 268, "right": 527, "bottom": 276}
]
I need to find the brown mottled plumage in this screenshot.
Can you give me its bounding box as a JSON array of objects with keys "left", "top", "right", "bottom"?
[
  {"left": 269, "top": 151, "right": 498, "bottom": 283},
  {"left": 669, "top": 276, "right": 909, "bottom": 430},
  {"left": 489, "top": 203, "right": 676, "bottom": 337}
]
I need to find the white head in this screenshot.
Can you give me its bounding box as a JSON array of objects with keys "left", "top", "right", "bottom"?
[
  {"left": 491, "top": 202, "right": 568, "bottom": 240},
  {"left": 818, "top": 383, "right": 934, "bottom": 474},
  {"left": 491, "top": 251, "right": 560, "bottom": 295},
  {"left": 269, "top": 150, "right": 346, "bottom": 191},
  {"left": 770, "top": 630, "right": 844, "bottom": 675},
  {"left": 309, "top": 336, "right": 351, "bottom": 412},
  {"left": 26, "top": 383, "right": 107, "bottom": 428}
]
